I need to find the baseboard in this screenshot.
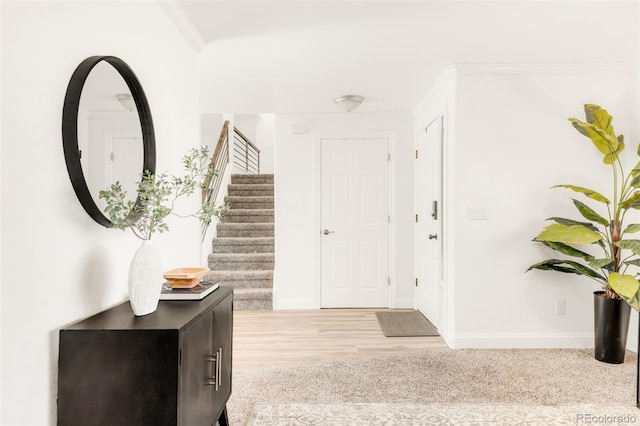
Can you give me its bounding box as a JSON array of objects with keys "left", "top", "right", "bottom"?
[
  {"left": 273, "top": 298, "right": 415, "bottom": 310},
  {"left": 447, "top": 333, "right": 593, "bottom": 349},
  {"left": 393, "top": 297, "right": 414, "bottom": 309}
]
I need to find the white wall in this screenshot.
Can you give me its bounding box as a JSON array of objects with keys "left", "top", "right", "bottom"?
[
  {"left": 273, "top": 113, "right": 415, "bottom": 309},
  {"left": 415, "top": 64, "right": 639, "bottom": 349},
  {"left": 233, "top": 113, "right": 275, "bottom": 174},
  {"left": 256, "top": 114, "right": 275, "bottom": 174},
  {"left": 1, "top": 1, "right": 201, "bottom": 424}
]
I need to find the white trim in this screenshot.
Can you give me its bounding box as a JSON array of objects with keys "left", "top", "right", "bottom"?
[
  {"left": 455, "top": 62, "right": 633, "bottom": 76},
  {"left": 413, "top": 65, "right": 456, "bottom": 116},
  {"left": 157, "top": 0, "right": 206, "bottom": 53},
  {"left": 447, "top": 333, "right": 593, "bottom": 349},
  {"left": 394, "top": 297, "right": 414, "bottom": 309}
]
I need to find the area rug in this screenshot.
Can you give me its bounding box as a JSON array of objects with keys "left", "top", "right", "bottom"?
[
  {"left": 375, "top": 310, "right": 438, "bottom": 336},
  {"left": 247, "top": 403, "right": 639, "bottom": 425},
  {"left": 227, "top": 349, "right": 638, "bottom": 425}
]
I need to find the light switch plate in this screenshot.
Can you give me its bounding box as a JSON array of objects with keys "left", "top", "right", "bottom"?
[{"left": 469, "top": 206, "right": 489, "bottom": 220}]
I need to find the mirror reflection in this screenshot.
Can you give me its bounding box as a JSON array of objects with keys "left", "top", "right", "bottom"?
[{"left": 78, "top": 61, "right": 144, "bottom": 212}]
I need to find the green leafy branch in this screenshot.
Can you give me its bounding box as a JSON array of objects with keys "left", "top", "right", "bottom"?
[{"left": 99, "top": 146, "right": 226, "bottom": 241}]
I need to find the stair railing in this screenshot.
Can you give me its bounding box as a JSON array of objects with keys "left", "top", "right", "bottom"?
[
  {"left": 201, "top": 120, "right": 230, "bottom": 240},
  {"left": 233, "top": 127, "right": 260, "bottom": 174}
]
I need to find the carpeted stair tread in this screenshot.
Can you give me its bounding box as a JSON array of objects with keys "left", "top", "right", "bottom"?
[
  {"left": 209, "top": 253, "right": 275, "bottom": 261},
  {"left": 205, "top": 270, "right": 274, "bottom": 288},
  {"left": 206, "top": 270, "right": 274, "bottom": 280},
  {"left": 212, "top": 237, "right": 274, "bottom": 253},
  {"left": 234, "top": 299, "right": 272, "bottom": 310},
  {"left": 231, "top": 174, "right": 274, "bottom": 184},
  {"left": 221, "top": 210, "right": 274, "bottom": 223},
  {"left": 234, "top": 288, "right": 273, "bottom": 300},
  {"left": 223, "top": 209, "right": 274, "bottom": 216},
  {"left": 225, "top": 196, "right": 274, "bottom": 209},
  {"left": 217, "top": 223, "right": 274, "bottom": 238},
  {"left": 228, "top": 184, "right": 274, "bottom": 196},
  {"left": 213, "top": 237, "right": 274, "bottom": 245},
  {"left": 209, "top": 253, "right": 274, "bottom": 270}
]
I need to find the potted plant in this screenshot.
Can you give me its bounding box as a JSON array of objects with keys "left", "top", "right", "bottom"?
[
  {"left": 99, "top": 146, "right": 224, "bottom": 316},
  {"left": 527, "top": 104, "right": 638, "bottom": 364}
]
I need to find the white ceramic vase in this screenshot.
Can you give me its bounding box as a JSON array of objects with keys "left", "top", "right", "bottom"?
[{"left": 128, "top": 240, "right": 163, "bottom": 316}]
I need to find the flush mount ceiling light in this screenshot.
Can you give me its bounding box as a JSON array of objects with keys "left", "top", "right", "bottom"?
[
  {"left": 333, "top": 95, "right": 364, "bottom": 112},
  {"left": 115, "top": 93, "right": 136, "bottom": 112}
]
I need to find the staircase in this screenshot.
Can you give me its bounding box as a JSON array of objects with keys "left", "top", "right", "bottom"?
[{"left": 206, "top": 174, "right": 274, "bottom": 310}]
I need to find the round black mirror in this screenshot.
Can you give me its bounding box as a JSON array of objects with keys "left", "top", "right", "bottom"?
[{"left": 62, "top": 56, "right": 156, "bottom": 227}]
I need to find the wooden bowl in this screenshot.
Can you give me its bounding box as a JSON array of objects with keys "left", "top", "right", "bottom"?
[{"left": 163, "top": 267, "right": 210, "bottom": 288}]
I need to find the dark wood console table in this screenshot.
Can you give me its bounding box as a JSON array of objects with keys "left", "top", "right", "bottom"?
[{"left": 58, "top": 286, "right": 233, "bottom": 426}]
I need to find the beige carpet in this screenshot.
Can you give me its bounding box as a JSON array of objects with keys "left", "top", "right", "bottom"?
[
  {"left": 228, "top": 348, "right": 638, "bottom": 425},
  {"left": 375, "top": 311, "right": 439, "bottom": 337},
  {"left": 247, "top": 403, "right": 638, "bottom": 425}
]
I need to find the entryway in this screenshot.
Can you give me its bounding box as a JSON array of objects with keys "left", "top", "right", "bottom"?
[
  {"left": 320, "top": 138, "right": 390, "bottom": 308},
  {"left": 415, "top": 117, "right": 444, "bottom": 329}
]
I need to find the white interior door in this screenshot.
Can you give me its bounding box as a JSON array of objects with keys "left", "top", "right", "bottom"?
[
  {"left": 321, "top": 138, "right": 390, "bottom": 308},
  {"left": 111, "top": 136, "right": 143, "bottom": 198},
  {"left": 415, "top": 118, "right": 443, "bottom": 328}
]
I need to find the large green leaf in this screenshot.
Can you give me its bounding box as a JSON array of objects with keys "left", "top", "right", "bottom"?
[
  {"left": 572, "top": 199, "right": 609, "bottom": 226},
  {"left": 608, "top": 272, "right": 640, "bottom": 311},
  {"left": 584, "top": 104, "right": 616, "bottom": 138},
  {"left": 545, "top": 217, "right": 600, "bottom": 233},
  {"left": 623, "top": 224, "right": 640, "bottom": 234},
  {"left": 534, "top": 223, "right": 602, "bottom": 245},
  {"left": 630, "top": 160, "right": 640, "bottom": 178},
  {"left": 552, "top": 185, "right": 610, "bottom": 204},
  {"left": 620, "top": 192, "right": 640, "bottom": 210},
  {"left": 526, "top": 259, "right": 580, "bottom": 274},
  {"left": 569, "top": 118, "right": 620, "bottom": 164},
  {"left": 630, "top": 176, "right": 640, "bottom": 189},
  {"left": 540, "top": 241, "right": 594, "bottom": 260},
  {"left": 526, "top": 259, "right": 603, "bottom": 280},
  {"left": 615, "top": 239, "right": 640, "bottom": 256},
  {"left": 590, "top": 258, "right": 614, "bottom": 270},
  {"left": 623, "top": 258, "right": 640, "bottom": 268}
]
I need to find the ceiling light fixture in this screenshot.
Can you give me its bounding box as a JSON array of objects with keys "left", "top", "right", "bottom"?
[
  {"left": 333, "top": 95, "right": 364, "bottom": 113},
  {"left": 116, "top": 93, "right": 136, "bottom": 112}
]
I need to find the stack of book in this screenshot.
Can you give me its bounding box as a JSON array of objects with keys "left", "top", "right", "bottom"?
[{"left": 160, "top": 281, "right": 219, "bottom": 300}]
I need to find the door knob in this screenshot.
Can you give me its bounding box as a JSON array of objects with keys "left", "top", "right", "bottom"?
[
  {"left": 322, "top": 229, "right": 335, "bottom": 235},
  {"left": 428, "top": 234, "right": 438, "bottom": 240}
]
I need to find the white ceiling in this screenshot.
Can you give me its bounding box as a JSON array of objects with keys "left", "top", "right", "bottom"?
[{"left": 175, "top": 1, "right": 639, "bottom": 114}]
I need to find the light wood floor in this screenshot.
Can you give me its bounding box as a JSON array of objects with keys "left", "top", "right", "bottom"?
[{"left": 232, "top": 309, "right": 448, "bottom": 369}]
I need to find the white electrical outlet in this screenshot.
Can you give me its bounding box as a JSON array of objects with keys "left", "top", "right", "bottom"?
[{"left": 555, "top": 300, "right": 566, "bottom": 315}]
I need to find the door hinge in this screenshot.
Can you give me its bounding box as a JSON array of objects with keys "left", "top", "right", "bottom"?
[
  {"left": 415, "top": 277, "right": 419, "bottom": 287},
  {"left": 388, "top": 277, "right": 391, "bottom": 286},
  {"left": 388, "top": 153, "right": 391, "bottom": 161},
  {"left": 110, "top": 152, "right": 115, "bottom": 161},
  {"left": 388, "top": 215, "right": 391, "bottom": 223},
  {"left": 78, "top": 149, "right": 82, "bottom": 159},
  {"left": 415, "top": 214, "right": 419, "bottom": 222},
  {"left": 415, "top": 149, "right": 419, "bottom": 159}
]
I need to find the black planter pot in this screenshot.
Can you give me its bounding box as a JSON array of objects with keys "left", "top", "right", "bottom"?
[{"left": 594, "top": 291, "right": 631, "bottom": 364}]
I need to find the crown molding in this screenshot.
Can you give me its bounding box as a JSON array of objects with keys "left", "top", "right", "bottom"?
[
  {"left": 455, "top": 62, "right": 633, "bottom": 76},
  {"left": 157, "top": 0, "right": 206, "bottom": 53}
]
